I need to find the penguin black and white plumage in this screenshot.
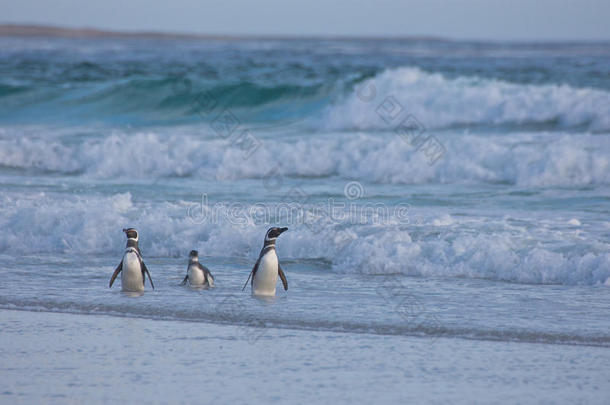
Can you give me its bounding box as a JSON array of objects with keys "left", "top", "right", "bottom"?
[
  {"left": 109, "top": 228, "right": 155, "bottom": 292},
  {"left": 180, "top": 250, "right": 214, "bottom": 287},
  {"left": 243, "top": 227, "right": 288, "bottom": 296}
]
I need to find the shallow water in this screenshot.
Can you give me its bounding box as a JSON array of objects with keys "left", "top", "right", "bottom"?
[{"left": 1, "top": 310, "right": 609, "bottom": 404}]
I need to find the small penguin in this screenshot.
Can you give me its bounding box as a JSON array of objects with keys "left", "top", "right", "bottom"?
[
  {"left": 180, "top": 250, "right": 214, "bottom": 287},
  {"left": 109, "top": 228, "right": 155, "bottom": 292},
  {"left": 243, "top": 227, "right": 288, "bottom": 296}
]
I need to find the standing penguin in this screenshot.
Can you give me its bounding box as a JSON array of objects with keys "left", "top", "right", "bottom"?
[
  {"left": 180, "top": 250, "right": 214, "bottom": 287},
  {"left": 243, "top": 227, "right": 288, "bottom": 296},
  {"left": 109, "top": 228, "right": 155, "bottom": 292}
]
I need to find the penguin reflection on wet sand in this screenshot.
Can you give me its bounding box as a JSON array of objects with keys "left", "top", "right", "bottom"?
[
  {"left": 181, "top": 250, "right": 214, "bottom": 287},
  {"left": 243, "top": 227, "right": 288, "bottom": 296},
  {"left": 109, "top": 228, "right": 155, "bottom": 292}
]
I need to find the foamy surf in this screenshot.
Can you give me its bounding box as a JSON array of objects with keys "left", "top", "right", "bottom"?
[
  {"left": 0, "top": 128, "right": 608, "bottom": 186},
  {"left": 0, "top": 190, "right": 608, "bottom": 286},
  {"left": 323, "top": 67, "right": 610, "bottom": 132}
]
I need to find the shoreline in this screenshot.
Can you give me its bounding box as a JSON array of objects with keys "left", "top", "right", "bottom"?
[
  {"left": 1, "top": 306, "right": 608, "bottom": 349},
  {"left": 1, "top": 24, "right": 608, "bottom": 44},
  {"left": 1, "top": 308, "right": 607, "bottom": 404},
  {"left": 0, "top": 23, "right": 448, "bottom": 42}
]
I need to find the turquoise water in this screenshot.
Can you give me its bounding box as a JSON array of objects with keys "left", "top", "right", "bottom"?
[{"left": 0, "top": 36, "right": 609, "bottom": 403}]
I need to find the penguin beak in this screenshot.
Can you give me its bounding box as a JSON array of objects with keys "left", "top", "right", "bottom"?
[{"left": 279, "top": 227, "right": 288, "bottom": 234}]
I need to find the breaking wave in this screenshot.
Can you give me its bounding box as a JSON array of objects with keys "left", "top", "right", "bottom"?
[
  {"left": 2, "top": 63, "right": 610, "bottom": 132},
  {"left": 324, "top": 67, "right": 610, "bottom": 132}
]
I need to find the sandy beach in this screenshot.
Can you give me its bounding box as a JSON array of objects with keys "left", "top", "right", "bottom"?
[{"left": 1, "top": 309, "right": 608, "bottom": 404}]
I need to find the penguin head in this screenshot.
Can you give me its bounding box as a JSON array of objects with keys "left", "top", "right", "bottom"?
[
  {"left": 189, "top": 250, "right": 199, "bottom": 258},
  {"left": 123, "top": 228, "right": 139, "bottom": 241},
  {"left": 265, "top": 227, "right": 288, "bottom": 242}
]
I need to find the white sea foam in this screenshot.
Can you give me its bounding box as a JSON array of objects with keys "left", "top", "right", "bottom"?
[
  {"left": 568, "top": 218, "right": 581, "bottom": 226},
  {"left": 0, "top": 191, "right": 607, "bottom": 286},
  {"left": 0, "top": 128, "right": 608, "bottom": 186},
  {"left": 323, "top": 67, "right": 610, "bottom": 131}
]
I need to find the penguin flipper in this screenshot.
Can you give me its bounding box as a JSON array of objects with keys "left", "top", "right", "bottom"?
[
  {"left": 204, "top": 269, "right": 214, "bottom": 287},
  {"left": 141, "top": 261, "right": 155, "bottom": 290},
  {"left": 251, "top": 258, "right": 260, "bottom": 281},
  {"left": 198, "top": 263, "right": 214, "bottom": 287},
  {"left": 242, "top": 258, "right": 260, "bottom": 291},
  {"left": 109, "top": 260, "right": 123, "bottom": 288},
  {"left": 180, "top": 275, "right": 189, "bottom": 286},
  {"left": 278, "top": 264, "right": 288, "bottom": 291}
]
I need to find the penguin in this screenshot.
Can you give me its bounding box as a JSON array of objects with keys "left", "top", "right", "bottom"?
[
  {"left": 242, "top": 227, "right": 288, "bottom": 296},
  {"left": 180, "top": 250, "right": 214, "bottom": 287},
  {"left": 109, "top": 228, "right": 155, "bottom": 292}
]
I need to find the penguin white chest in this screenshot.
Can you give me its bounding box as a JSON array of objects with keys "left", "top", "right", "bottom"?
[
  {"left": 187, "top": 264, "right": 205, "bottom": 285},
  {"left": 121, "top": 251, "right": 144, "bottom": 292},
  {"left": 252, "top": 250, "right": 278, "bottom": 296}
]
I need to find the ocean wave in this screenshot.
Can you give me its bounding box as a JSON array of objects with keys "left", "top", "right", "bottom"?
[
  {"left": 1, "top": 129, "right": 608, "bottom": 186},
  {"left": 80, "top": 78, "right": 326, "bottom": 110},
  {"left": 4, "top": 65, "right": 610, "bottom": 131},
  {"left": 0, "top": 192, "right": 608, "bottom": 286},
  {"left": 323, "top": 67, "right": 610, "bottom": 132},
  {"left": 0, "top": 75, "right": 333, "bottom": 124}
]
